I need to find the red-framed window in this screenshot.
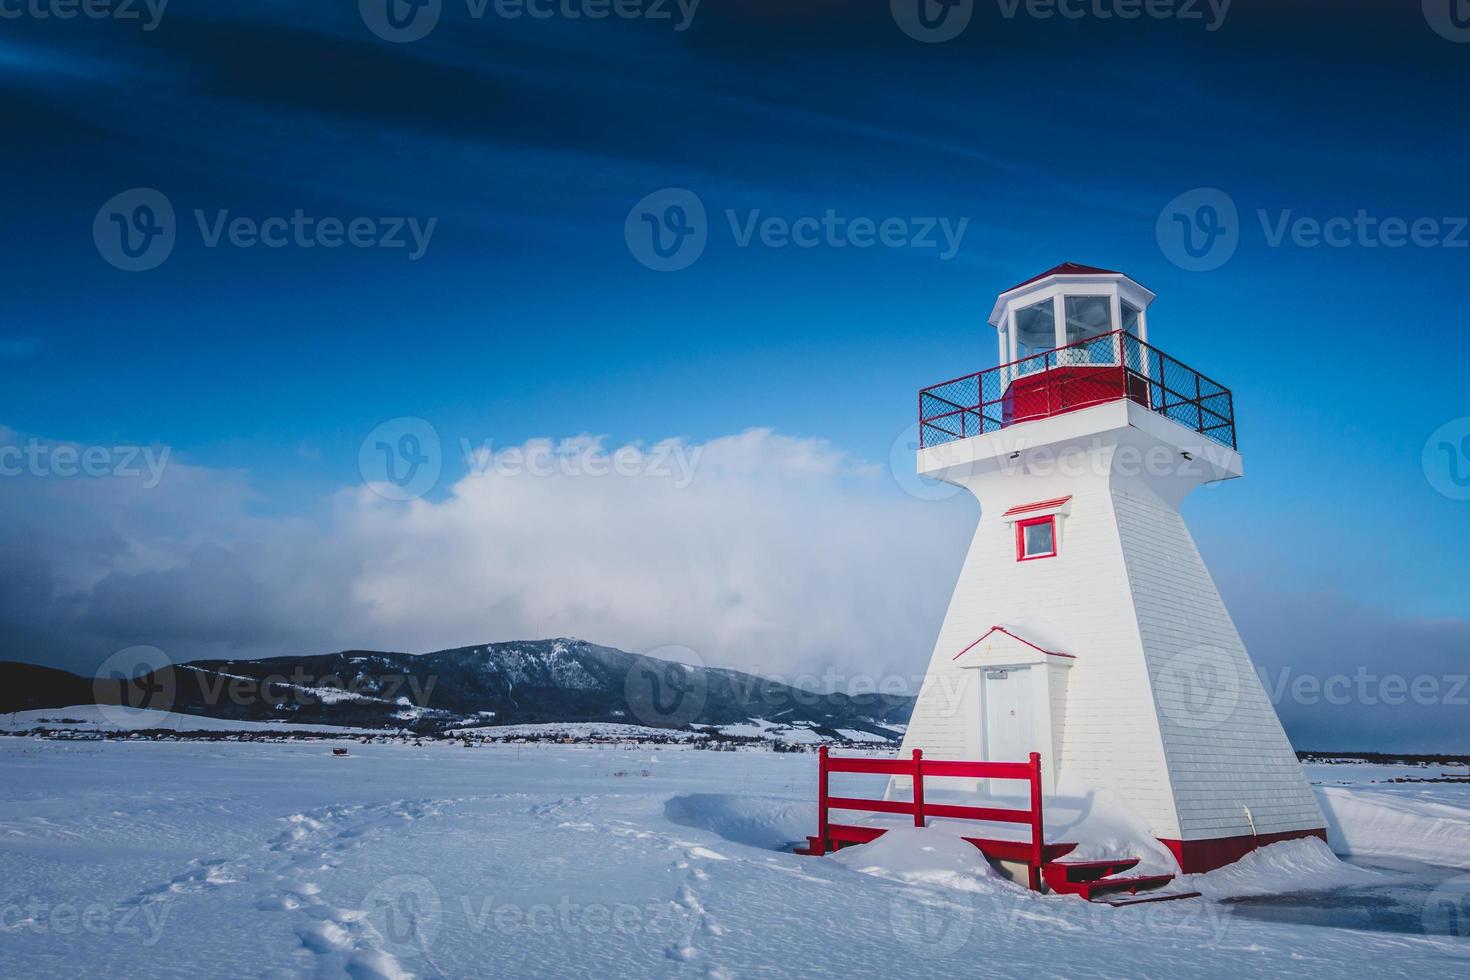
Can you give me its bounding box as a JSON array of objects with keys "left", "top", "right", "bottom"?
[{"left": 1016, "top": 515, "right": 1057, "bottom": 561}]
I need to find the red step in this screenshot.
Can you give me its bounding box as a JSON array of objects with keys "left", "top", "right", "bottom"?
[
  {"left": 1042, "top": 857, "right": 1140, "bottom": 891},
  {"left": 961, "top": 836, "right": 1078, "bottom": 864},
  {"left": 1046, "top": 870, "right": 1180, "bottom": 901}
]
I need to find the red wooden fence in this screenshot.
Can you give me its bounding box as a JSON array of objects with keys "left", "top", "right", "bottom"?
[{"left": 805, "top": 746, "right": 1047, "bottom": 890}]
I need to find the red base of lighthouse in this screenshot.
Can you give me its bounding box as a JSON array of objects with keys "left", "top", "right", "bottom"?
[
  {"left": 1158, "top": 828, "right": 1330, "bottom": 874},
  {"left": 1001, "top": 365, "right": 1151, "bottom": 427}
]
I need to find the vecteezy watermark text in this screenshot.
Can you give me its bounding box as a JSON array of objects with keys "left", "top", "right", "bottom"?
[
  {"left": 0, "top": 898, "right": 171, "bottom": 946},
  {"left": 184, "top": 666, "right": 438, "bottom": 712},
  {"left": 1158, "top": 187, "right": 1469, "bottom": 271},
  {"left": 0, "top": 439, "right": 169, "bottom": 487},
  {"left": 0, "top": 0, "right": 168, "bottom": 31},
  {"left": 996, "top": 0, "right": 1231, "bottom": 30},
  {"left": 625, "top": 188, "right": 969, "bottom": 271},
  {"left": 460, "top": 437, "right": 702, "bottom": 489},
  {"left": 94, "top": 188, "right": 437, "bottom": 272},
  {"left": 359, "top": 0, "right": 700, "bottom": 44},
  {"left": 359, "top": 875, "right": 702, "bottom": 962},
  {"left": 1260, "top": 667, "right": 1468, "bottom": 708},
  {"left": 194, "top": 210, "right": 437, "bottom": 260},
  {"left": 359, "top": 417, "right": 707, "bottom": 501},
  {"left": 891, "top": 0, "right": 1231, "bottom": 43}
]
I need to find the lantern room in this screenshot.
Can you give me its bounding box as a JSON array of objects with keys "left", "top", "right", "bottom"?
[
  {"left": 988, "top": 262, "right": 1155, "bottom": 364},
  {"left": 918, "top": 262, "right": 1236, "bottom": 450},
  {"left": 984, "top": 263, "right": 1158, "bottom": 431}
]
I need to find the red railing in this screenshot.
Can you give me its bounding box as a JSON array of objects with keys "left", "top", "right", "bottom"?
[
  {"left": 805, "top": 746, "right": 1047, "bottom": 890},
  {"left": 918, "top": 329, "right": 1236, "bottom": 451}
]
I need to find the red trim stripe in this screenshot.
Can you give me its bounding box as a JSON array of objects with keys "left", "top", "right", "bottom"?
[
  {"left": 951, "top": 625, "right": 1075, "bottom": 661},
  {"left": 1003, "top": 496, "right": 1072, "bottom": 517}
]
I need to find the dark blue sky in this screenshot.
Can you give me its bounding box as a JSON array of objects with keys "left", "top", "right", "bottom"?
[{"left": 2, "top": 2, "right": 1467, "bottom": 748}]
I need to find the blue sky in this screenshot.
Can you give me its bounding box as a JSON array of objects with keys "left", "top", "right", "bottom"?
[{"left": 1, "top": 2, "right": 1467, "bottom": 749}]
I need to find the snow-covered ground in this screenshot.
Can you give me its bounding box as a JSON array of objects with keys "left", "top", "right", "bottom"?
[
  {"left": 0, "top": 705, "right": 383, "bottom": 736},
  {"left": 2, "top": 738, "right": 1468, "bottom": 979}
]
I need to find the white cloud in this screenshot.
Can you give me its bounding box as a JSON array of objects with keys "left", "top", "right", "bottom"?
[
  {"left": 340, "top": 428, "right": 959, "bottom": 683},
  {"left": 1, "top": 426, "right": 966, "bottom": 687}
]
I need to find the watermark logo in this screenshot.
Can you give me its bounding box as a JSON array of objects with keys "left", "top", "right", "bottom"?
[
  {"left": 361, "top": 875, "right": 443, "bottom": 959},
  {"left": 1423, "top": 873, "right": 1470, "bottom": 955},
  {"left": 360, "top": 417, "right": 443, "bottom": 501},
  {"left": 1424, "top": 417, "right": 1470, "bottom": 501},
  {"left": 1425, "top": 0, "right": 1470, "bottom": 42},
  {"left": 360, "top": 0, "right": 442, "bottom": 42},
  {"left": 889, "top": 887, "right": 973, "bottom": 958},
  {"left": 1155, "top": 645, "right": 1241, "bottom": 730},
  {"left": 1156, "top": 187, "right": 1239, "bottom": 272},
  {"left": 623, "top": 645, "right": 708, "bottom": 728},
  {"left": 889, "top": 422, "right": 964, "bottom": 502},
  {"left": 93, "top": 645, "right": 176, "bottom": 726},
  {"left": 891, "top": 0, "right": 973, "bottom": 43},
  {"left": 94, "top": 188, "right": 175, "bottom": 272},
  {"left": 625, "top": 188, "right": 707, "bottom": 272}
]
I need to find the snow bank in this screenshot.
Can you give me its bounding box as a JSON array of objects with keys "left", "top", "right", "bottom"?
[
  {"left": 663, "top": 794, "right": 815, "bottom": 850},
  {"left": 1317, "top": 785, "right": 1470, "bottom": 870},
  {"left": 830, "top": 827, "right": 1007, "bottom": 893},
  {"left": 1188, "top": 837, "right": 1380, "bottom": 901}
]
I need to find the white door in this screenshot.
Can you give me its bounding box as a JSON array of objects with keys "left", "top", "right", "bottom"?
[{"left": 982, "top": 668, "right": 1033, "bottom": 795}]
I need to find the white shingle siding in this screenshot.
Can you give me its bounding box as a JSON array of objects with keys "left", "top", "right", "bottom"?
[
  {"left": 899, "top": 408, "right": 1323, "bottom": 845},
  {"left": 1113, "top": 487, "right": 1323, "bottom": 839}
]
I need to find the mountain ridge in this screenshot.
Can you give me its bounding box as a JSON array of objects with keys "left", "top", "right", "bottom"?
[{"left": 0, "top": 638, "right": 914, "bottom": 742}]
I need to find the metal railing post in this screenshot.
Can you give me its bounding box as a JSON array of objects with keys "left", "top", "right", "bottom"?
[
  {"left": 1028, "top": 752, "right": 1043, "bottom": 891},
  {"left": 817, "top": 746, "right": 830, "bottom": 854},
  {"left": 912, "top": 749, "right": 925, "bottom": 828}
]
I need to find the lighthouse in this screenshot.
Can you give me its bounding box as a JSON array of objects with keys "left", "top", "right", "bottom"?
[{"left": 897, "top": 263, "right": 1326, "bottom": 874}]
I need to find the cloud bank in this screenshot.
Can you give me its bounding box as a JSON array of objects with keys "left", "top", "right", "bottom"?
[{"left": 0, "top": 426, "right": 964, "bottom": 688}]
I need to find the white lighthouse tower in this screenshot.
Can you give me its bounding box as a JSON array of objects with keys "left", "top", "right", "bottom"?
[{"left": 898, "top": 263, "right": 1325, "bottom": 873}]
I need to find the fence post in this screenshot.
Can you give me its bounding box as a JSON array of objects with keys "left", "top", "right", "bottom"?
[
  {"left": 1028, "top": 751, "right": 1043, "bottom": 891},
  {"left": 912, "top": 748, "right": 925, "bottom": 828},
  {"left": 917, "top": 392, "right": 924, "bottom": 450},
  {"left": 817, "top": 745, "right": 830, "bottom": 855}
]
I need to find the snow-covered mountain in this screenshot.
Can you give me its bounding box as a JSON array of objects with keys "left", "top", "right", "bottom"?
[{"left": 0, "top": 639, "right": 913, "bottom": 741}]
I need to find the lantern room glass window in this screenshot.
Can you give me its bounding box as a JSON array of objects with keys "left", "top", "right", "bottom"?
[
  {"left": 1064, "top": 295, "right": 1113, "bottom": 345},
  {"left": 1016, "top": 516, "right": 1057, "bottom": 561},
  {"left": 1061, "top": 295, "right": 1115, "bottom": 366},
  {"left": 1014, "top": 300, "right": 1056, "bottom": 361},
  {"left": 1121, "top": 300, "right": 1142, "bottom": 336}
]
